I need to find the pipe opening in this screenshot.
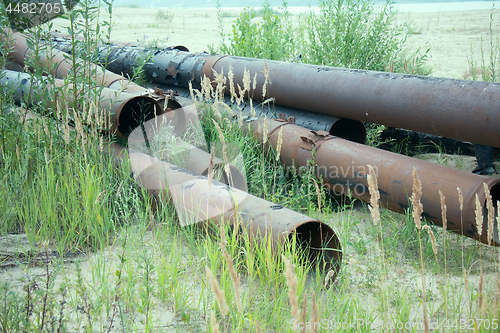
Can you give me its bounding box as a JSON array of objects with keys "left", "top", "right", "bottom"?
[
  {"left": 329, "top": 118, "right": 366, "bottom": 144},
  {"left": 118, "top": 96, "right": 162, "bottom": 138},
  {"left": 290, "top": 222, "right": 342, "bottom": 273}
]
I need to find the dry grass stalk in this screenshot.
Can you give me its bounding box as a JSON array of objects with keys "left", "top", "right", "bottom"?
[
  {"left": 211, "top": 68, "right": 226, "bottom": 101},
  {"left": 312, "top": 178, "right": 321, "bottom": 211},
  {"left": 255, "top": 320, "right": 263, "bottom": 333},
  {"left": 422, "top": 300, "right": 429, "bottom": 333},
  {"left": 463, "top": 268, "right": 470, "bottom": 301},
  {"left": 483, "top": 183, "right": 495, "bottom": 245},
  {"left": 410, "top": 168, "right": 423, "bottom": 230},
  {"left": 261, "top": 97, "right": 276, "bottom": 106},
  {"left": 457, "top": 187, "right": 464, "bottom": 211},
  {"left": 481, "top": 289, "right": 488, "bottom": 318},
  {"left": 475, "top": 193, "right": 483, "bottom": 237},
  {"left": 115, "top": 180, "right": 124, "bottom": 198},
  {"left": 205, "top": 266, "right": 229, "bottom": 316},
  {"left": 94, "top": 190, "right": 105, "bottom": 206},
  {"left": 307, "top": 291, "right": 319, "bottom": 333},
  {"left": 220, "top": 243, "right": 242, "bottom": 313},
  {"left": 222, "top": 147, "right": 233, "bottom": 188},
  {"left": 276, "top": 126, "right": 283, "bottom": 162},
  {"left": 495, "top": 280, "right": 500, "bottom": 310},
  {"left": 211, "top": 311, "right": 220, "bottom": 333},
  {"left": 208, "top": 146, "right": 215, "bottom": 189},
  {"left": 228, "top": 64, "right": 236, "bottom": 104},
  {"left": 252, "top": 72, "right": 258, "bottom": 91},
  {"left": 202, "top": 75, "right": 213, "bottom": 101},
  {"left": 261, "top": 61, "right": 271, "bottom": 100},
  {"left": 439, "top": 190, "right": 447, "bottom": 232},
  {"left": 479, "top": 267, "right": 484, "bottom": 313},
  {"left": 243, "top": 68, "right": 251, "bottom": 95},
  {"left": 212, "top": 119, "right": 226, "bottom": 145},
  {"left": 301, "top": 291, "right": 307, "bottom": 332},
  {"left": 324, "top": 269, "right": 336, "bottom": 289},
  {"left": 282, "top": 255, "right": 301, "bottom": 324},
  {"left": 263, "top": 117, "right": 268, "bottom": 145},
  {"left": 423, "top": 225, "right": 438, "bottom": 263},
  {"left": 367, "top": 164, "right": 380, "bottom": 226}
]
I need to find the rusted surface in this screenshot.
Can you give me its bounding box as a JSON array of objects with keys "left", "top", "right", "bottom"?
[
  {"left": 1, "top": 69, "right": 163, "bottom": 139},
  {"left": 126, "top": 107, "right": 248, "bottom": 192},
  {"left": 1, "top": 29, "right": 147, "bottom": 94},
  {"left": 250, "top": 118, "right": 500, "bottom": 246},
  {"left": 57, "top": 42, "right": 498, "bottom": 147},
  {"left": 110, "top": 143, "right": 342, "bottom": 273},
  {"left": 205, "top": 56, "right": 500, "bottom": 148}
]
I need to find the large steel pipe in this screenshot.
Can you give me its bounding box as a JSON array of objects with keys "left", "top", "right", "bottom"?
[
  {"left": 206, "top": 56, "right": 500, "bottom": 148},
  {"left": 110, "top": 143, "right": 342, "bottom": 274},
  {"left": 1, "top": 69, "right": 164, "bottom": 139},
  {"left": 249, "top": 118, "right": 500, "bottom": 246},
  {"left": 1, "top": 29, "right": 147, "bottom": 94},
  {"left": 60, "top": 43, "right": 500, "bottom": 147}
]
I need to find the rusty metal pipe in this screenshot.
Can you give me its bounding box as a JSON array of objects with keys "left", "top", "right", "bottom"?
[
  {"left": 249, "top": 118, "right": 500, "bottom": 246},
  {"left": 46, "top": 40, "right": 368, "bottom": 143},
  {"left": 1, "top": 29, "right": 147, "bottom": 94},
  {"left": 206, "top": 56, "right": 500, "bottom": 148},
  {"left": 0, "top": 69, "right": 164, "bottom": 139},
  {"left": 57, "top": 43, "right": 499, "bottom": 147},
  {"left": 109, "top": 143, "right": 342, "bottom": 274}
]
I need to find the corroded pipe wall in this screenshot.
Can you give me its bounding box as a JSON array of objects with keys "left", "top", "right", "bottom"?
[
  {"left": 46, "top": 39, "right": 500, "bottom": 147},
  {"left": 208, "top": 56, "right": 500, "bottom": 148},
  {"left": 0, "top": 69, "right": 163, "bottom": 139},
  {"left": 1, "top": 29, "right": 147, "bottom": 94},
  {"left": 249, "top": 118, "right": 500, "bottom": 246},
  {"left": 110, "top": 143, "right": 342, "bottom": 273}
]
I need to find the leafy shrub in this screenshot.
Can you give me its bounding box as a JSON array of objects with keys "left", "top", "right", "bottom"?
[
  {"left": 211, "top": 0, "right": 297, "bottom": 62},
  {"left": 213, "top": 0, "right": 430, "bottom": 74}
]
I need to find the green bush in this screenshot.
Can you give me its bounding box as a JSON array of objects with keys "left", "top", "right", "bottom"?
[
  {"left": 212, "top": 0, "right": 297, "bottom": 62},
  {"left": 213, "top": 0, "right": 430, "bottom": 74},
  {"left": 304, "top": 0, "right": 429, "bottom": 73}
]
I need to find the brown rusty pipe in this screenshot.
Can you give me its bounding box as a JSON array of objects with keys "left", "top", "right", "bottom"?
[
  {"left": 205, "top": 56, "right": 500, "bottom": 148},
  {"left": 1, "top": 69, "right": 164, "bottom": 139},
  {"left": 249, "top": 118, "right": 500, "bottom": 246},
  {"left": 1, "top": 28, "right": 147, "bottom": 94},
  {"left": 126, "top": 107, "right": 249, "bottom": 192},
  {"left": 109, "top": 143, "right": 342, "bottom": 274},
  {"left": 52, "top": 44, "right": 499, "bottom": 147}
]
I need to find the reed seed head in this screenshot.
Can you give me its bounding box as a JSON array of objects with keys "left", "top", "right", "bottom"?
[
  {"left": 307, "top": 291, "right": 319, "bottom": 333},
  {"left": 282, "top": 255, "right": 300, "bottom": 324},
  {"left": 205, "top": 266, "right": 228, "bottom": 316},
  {"left": 423, "top": 225, "right": 438, "bottom": 260},
  {"left": 211, "top": 311, "right": 220, "bottom": 333},
  {"left": 439, "top": 190, "right": 447, "bottom": 232},
  {"left": 475, "top": 193, "right": 483, "bottom": 237},
  {"left": 457, "top": 187, "right": 464, "bottom": 211},
  {"left": 276, "top": 126, "right": 283, "bottom": 162},
  {"left": 410, "top": 168, "right": 423, "bottom": 230},
  {"left": 367, "top": 164, "right": 380, "bottom": 226},
  {"left": 220, "top": 243, "right": 241, "bottom": 313},
  {"left": 483, "top": 182, "right": 494, "bottom": 245}
]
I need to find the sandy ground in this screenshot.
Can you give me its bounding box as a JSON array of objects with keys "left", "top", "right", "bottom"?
[{"left": 48, "top": 6, "right": 500, "bottom": 79}]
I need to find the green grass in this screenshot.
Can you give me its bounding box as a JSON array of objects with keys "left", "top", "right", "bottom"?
[{"left": 1, "top": 0, "right": 500, "bottom": 332}]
